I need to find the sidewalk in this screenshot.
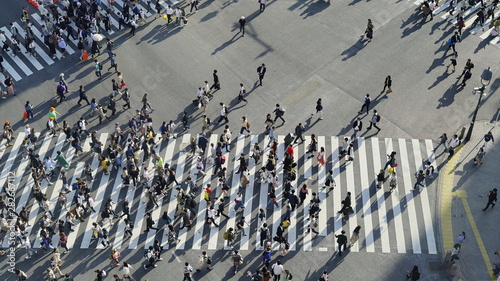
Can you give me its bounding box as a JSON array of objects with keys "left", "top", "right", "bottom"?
[{"left": 438, "top": 120, "right": 499, "bottom": 281}]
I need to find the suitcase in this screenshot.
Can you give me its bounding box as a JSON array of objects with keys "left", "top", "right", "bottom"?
[{"left": 284, "top": 133, "right": 294, "bottom": 147}]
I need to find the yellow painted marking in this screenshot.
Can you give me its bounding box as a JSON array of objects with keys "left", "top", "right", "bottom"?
[
  {"left": 440, "top": 145, "right": 464, "bottom": 253},
  {"left": 459, "top": 194, "right": 495, "bottom": 280}
]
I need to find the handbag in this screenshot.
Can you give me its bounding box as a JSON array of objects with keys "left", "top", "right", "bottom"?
[{"left": 386, "top": 89, "right": 392, "bottom": 93}]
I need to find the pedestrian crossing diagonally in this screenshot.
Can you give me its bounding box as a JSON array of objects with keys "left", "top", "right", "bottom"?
[
  {"left": 411, "top": 0, "right": 500, "bottom": 46},
  {"left": 0, "top": 131, "right": 442, "bottom": 255},
  {"left": 0, "top": 0, "right": 176, "bottom": 82}
]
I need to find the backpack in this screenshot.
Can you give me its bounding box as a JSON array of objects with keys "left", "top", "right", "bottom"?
[
  {"left": 260, "top": 227, "right": 269, "bottom": 238},
  {"left": 223, "top": 231, "right": 229, "bottom": 240},
  {"left": 189, "top": 199, "right": 196, "bottom": 209},
  {"left": 206, "top": 117, "right": 211, "bottom": 125},
  {"left": 99, "top": 64, "right": 103, "bottom": 71},
  {"left": 207, "top": 257, "right": 212, "bottom": 264},
  {"left": 246, "top": 122, "right": 251, "bottom": 129},
  {"left": 221, "top": 155, "right": 226, "bottom": 164},
  {"left": 144, "top": 250, "right": 149, "bottom": 258},
  {"left": 285, "top": 241, "right": 290, "bottom": 250},
  {"left": 376, "top": 115, "right": 381, "bottom": 122}
]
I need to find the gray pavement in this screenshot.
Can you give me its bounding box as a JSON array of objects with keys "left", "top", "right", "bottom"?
[
  {"left": 0, "top": 0, "right": 499, "bottom": 280},
  {"left": 446, "top": 120, "right": 500, "bottom": 281}
]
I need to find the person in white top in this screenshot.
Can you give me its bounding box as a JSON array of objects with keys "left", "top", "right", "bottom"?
[
  {"left": 447, "top": 134, "right": 461, "bottom": 159},
  {"left": 23, "top": 236, "right": 37, "bottom": 259},
  {"left": 205, "top": 206, "right": 219, "bottom": 227},
  {"left": 166, "top": 5, "right": 174, "bottom": 25},
  {"left": 122, "top": 261, "right": 136, "bottom": 281},
  {"left": 272, "top": 260, "right": 284, "bottom": 278}
]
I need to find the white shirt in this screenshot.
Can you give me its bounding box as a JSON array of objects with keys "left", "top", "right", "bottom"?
[
  {"left": 166, "top": 7, "right": 174, "bottom": 15},
  {"left": 196, "top": 89, "right": 203, "bottom": 98},
  {"left": 122, "top": 265, "right": 131, "bottom": 275},
  {"left": 235, "top": 194, "right": 243, "bottom": 202},
  {"left": 88, "top": 197, "right": 95, "bottom": 207},
  {"left": 207, "top": 208, "right": 216, "bottom": 218},
  {"left": 24, "top": 238, "right": 32, "bottom": 249},
  {"left": 272, "top": 263, "right": 284, "bottom": 275},
  {"left": 24, "top": 127, "right": 30, "bottom": 136},
  {"left": 449, "top": 138, "right": 460, "bottom": 148}
]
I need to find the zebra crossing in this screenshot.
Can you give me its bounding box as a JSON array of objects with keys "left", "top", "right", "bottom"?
[
  {"left": 0, "top": 131, "right": 441, "bottom": 255},
  {"left": 412, "top": 0, "right": 500, "bottom": 46},
  {"left": 0, "top": 0, "right": 176, "bottom": 82}
]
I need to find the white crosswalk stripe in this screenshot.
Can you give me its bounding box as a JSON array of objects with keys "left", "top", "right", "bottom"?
[
  {"left": 0, "top": 133, "right": 440, "bottom": 255},
  {"left": 409, "top": 0, "right": 500, "bottom": 47}
]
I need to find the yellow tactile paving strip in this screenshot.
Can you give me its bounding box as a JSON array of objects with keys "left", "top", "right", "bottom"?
[{"left": 440, "top": 145, "right": 495, "bottom": 280}]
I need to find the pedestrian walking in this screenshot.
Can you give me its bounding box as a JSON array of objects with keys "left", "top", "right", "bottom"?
[
  {"left": 121, "top": 261, "right": 136, "bottom": 281},
  {"left": 4, "top": 75, "right": 15, "bottom": 95},
  {"left": 383, "top": 151, "right": 397, "bottom": 171},
  {"left": 259, "top": 222, "right": 271, "bottom": 247},
  {"left": 238, "top": 83, "right": 248, "bottom": 103},
  {"left": 461, "top": 69, "right": 472, "bottom": 87},
  {"left": 337, "top": 192, "right": 352, "bottom": 214},
  {"left": 223, "top": 228, "right": 236, "bottom": 248},
  {"left": 349, "top": 225, "right": 361, "bottom": 247},
  {"left": 335, "top": 230, "right": 348, "bottom": 256},
  {"left": 215, "top": 197, "right": 229, "bottom": 218},
  {"left": 493, "top": 251, "right": 500, "bottom": 276},
  {"left": 474, "top": 147, "right": 485, "bottom": 165},
  {"left": 232, "top": 250, "right": 243, "bottom": 274},
  {"left": 257, "top": 63, "right": 266, "bottom": 86},
  {"left": 239, "top": 116, "right": 251, "bottom": 135},
  {"left": 217, "top": 102, "right": 229, "bottom": 124},
  {"left": 77, "top": 85, "right": 90, "bottom": 106},
  {"left": 305, "top": 217, "right": 319, "bottom": 237},
  {"left": 293, "top": 123, "right": 306, "bottom": 143},
  {"left": 94, "top": 60, "right": 103, "bottom": 79},
  {"left": 451, "top": 244, "right": 460, "bottom": 262},
  {"left": 205, "top": 206, "right": 219, "bottom": 227},
  {"left": 273, "top": 104, "right": 285, "bottom": 123},
  {"left": 455, "top": 231, "right": 466, "bottom": 248},
  {"left": 483, "top": 131, "right": 494, "bottom": 149},
  {"left": 482, "top": 188, "right": 497, "bottom": 211},
  {"left": 366, "top": 110, "right": 381, "bottom": 133},
  {"left": 210, "top": 69, "right": 220, "bottom": 91},
  {"left": 259, "top": 0, "right": 267, "bottom": 12},
  {"left": 196, "top": 251, "right": 213, "bottom": 271},
  {"left": 447, "top": 134, "right": 461, "bottom": 159},
  {"left": 364, "top": 19, "right": 373, "bottom": 41},
  {"left": 239, "top": 16, "right": 246, "bottom": 36},
  {"left": 190, "top": 0, "right": 199, "bottom": 12},
  {"left": 412, "top": 170, "right": 425, "bottom": 191},
  {"left": 0, "top": 54, "right": 4, "bottom": 72},
  {"left": 433, "top": 133, "right": 448, "bottom": 152},
  {"left": 236, "top": 216, "right": 250, "bottom": 236},
  {"left": 447, "top": 32, "right": 461, "bottom": 55},
  {"left": 406, "top": 265, "right": 421, "bottom": 280},
  {"left": 145, "top": 212, "right": 159, "bottom": 232},
  {"left": 311, "top": 98, "right": 323, "bottom": 120},
  {"left": 183, "top": 262, "right": 193, "bottom": 281},
  {"left": 447, "top": 53, "right": 457, "bottom": 73},
  {"left": 271, "top": 261, "right": 284, "bottom": 281},
  {"left": 359, "top": 94, "right": 371, "bottom": 114},
  {"left": 352, "top": 118, "right": 362, "bottom": 140},
  {"left": 143, "top": 246, "right": 158, "bottom": 269}
]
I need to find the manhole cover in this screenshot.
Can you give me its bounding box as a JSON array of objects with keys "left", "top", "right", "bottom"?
[{"left": 427, "top": 260, "right": 442, "bottom": 273}]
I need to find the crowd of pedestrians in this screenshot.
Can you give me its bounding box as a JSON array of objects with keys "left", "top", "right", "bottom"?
[{"left": 0, "top": 0, "right": 498, "bottom": 280}]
